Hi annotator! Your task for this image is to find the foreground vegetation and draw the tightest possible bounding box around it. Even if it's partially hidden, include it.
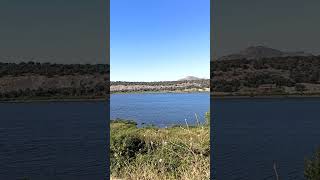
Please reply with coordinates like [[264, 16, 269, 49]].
[[305, 147, 320, 179], [110, 113, 210, 180]]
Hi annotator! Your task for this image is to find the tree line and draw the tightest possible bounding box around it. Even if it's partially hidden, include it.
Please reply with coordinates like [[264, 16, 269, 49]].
[[211, 55, 320, 94], [0, 62, 109, 100], [111, 79, 209, 86], [0, 62, 109, 77]]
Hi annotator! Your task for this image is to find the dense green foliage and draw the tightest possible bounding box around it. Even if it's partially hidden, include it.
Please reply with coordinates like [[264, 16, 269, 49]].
[[305, 147, 320, 180], [0, 62, 109, 101], [211, 56, 320, 95], [0, 62, 109, 77], [0, 86, 108, 101], [110, 118, 210, 179]]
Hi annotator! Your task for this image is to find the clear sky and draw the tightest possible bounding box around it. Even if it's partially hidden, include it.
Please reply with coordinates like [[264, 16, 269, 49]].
[[110, 0, 210, 82], [0, 0, 107, 64], [213, 0, 320, 59]]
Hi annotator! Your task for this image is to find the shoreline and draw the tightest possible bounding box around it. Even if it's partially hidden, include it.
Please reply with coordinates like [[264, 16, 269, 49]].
[[2, 92, 320, 103], [211, 93, 320, 99], [0, 97, 108, 103], [111, 90, 210, 94]]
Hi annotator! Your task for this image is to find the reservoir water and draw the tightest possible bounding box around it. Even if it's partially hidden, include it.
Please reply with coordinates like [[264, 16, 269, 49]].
[[110, 93, 210, 127], [1, 94, 318, 179], [0, 102, 108, 180], [0, 93, 209, 179], [213, 98, 320, 180]]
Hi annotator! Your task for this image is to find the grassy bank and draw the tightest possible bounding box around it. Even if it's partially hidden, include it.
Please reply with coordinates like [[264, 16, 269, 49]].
[[110, 115, 210, 180]]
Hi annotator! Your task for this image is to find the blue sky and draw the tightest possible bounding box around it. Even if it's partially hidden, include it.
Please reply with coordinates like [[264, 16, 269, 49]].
[[111, 0, 209, 82]]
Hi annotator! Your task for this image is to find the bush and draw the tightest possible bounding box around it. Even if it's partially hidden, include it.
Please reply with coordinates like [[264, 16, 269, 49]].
[[110, 116, 210, 179], [305, 147, 320, 179]]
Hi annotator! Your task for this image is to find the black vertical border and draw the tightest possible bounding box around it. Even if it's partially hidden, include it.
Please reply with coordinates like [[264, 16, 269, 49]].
[[210, 0, 215, 179], [106, 0, 110, 179]]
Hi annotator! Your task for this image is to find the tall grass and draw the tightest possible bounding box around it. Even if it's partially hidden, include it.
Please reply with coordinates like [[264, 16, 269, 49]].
[[110, 114, 210, 180]]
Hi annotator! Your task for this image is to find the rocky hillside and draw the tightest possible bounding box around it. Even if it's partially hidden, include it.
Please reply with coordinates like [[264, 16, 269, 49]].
[[111, 80, 209, 93], [212, 49, 320, 96], [0, 62, 209, 100], [0, 62, 109, 100]]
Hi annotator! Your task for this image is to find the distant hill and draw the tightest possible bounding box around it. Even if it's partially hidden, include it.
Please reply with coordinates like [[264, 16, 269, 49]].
[[211, 54, 320, 96], [218, 46, 313, 61], [0, 62, 109, 101], [178, 76, 203, 81], [111, 79, 209, 93], [0, 62, 210, 100]]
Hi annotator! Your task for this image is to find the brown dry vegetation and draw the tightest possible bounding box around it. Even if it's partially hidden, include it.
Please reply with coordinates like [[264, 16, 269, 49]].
[[110, 80, 209, 93], [110, 114, 210, 180]]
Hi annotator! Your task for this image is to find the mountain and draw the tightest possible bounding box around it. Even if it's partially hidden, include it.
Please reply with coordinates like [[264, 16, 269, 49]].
[[178, 76, 203, 81], [218, 46, 313, 61]]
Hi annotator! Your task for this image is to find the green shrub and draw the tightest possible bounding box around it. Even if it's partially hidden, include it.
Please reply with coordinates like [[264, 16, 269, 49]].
[[305, 147, 320, 179], [110, 116, 210, 179], [205, 111, 210, 125]]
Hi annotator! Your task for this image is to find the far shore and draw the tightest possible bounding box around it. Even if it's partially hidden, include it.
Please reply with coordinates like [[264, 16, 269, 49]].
[[111, 90, 210, 94], [2, 92, 320, 103], [211, 93, 320, 99], [0, 96, 108, 103]]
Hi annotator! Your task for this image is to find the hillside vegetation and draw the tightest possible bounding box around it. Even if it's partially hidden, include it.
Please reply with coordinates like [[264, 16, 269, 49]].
[[0, 62, 210, 101], [111, 80, 209, 93], [0, 62, 109, 101], [3, 51, 320, 100], [211, 55, 320, 96], [0, 62, 109, 77]]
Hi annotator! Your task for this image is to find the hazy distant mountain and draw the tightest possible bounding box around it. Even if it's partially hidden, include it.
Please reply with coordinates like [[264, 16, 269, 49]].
[[178, 76, 203, 81], [218, 46, 313, 61]]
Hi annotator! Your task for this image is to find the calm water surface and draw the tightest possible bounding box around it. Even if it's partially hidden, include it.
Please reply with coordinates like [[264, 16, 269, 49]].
[[213, 98, 320, 180], [2, 95, 318, 179], [111, 93, 210, 127], [0, 102, 108, 180]]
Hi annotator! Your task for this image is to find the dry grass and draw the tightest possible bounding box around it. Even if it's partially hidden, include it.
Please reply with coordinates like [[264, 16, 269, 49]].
[[110, 115, 210, 180]]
